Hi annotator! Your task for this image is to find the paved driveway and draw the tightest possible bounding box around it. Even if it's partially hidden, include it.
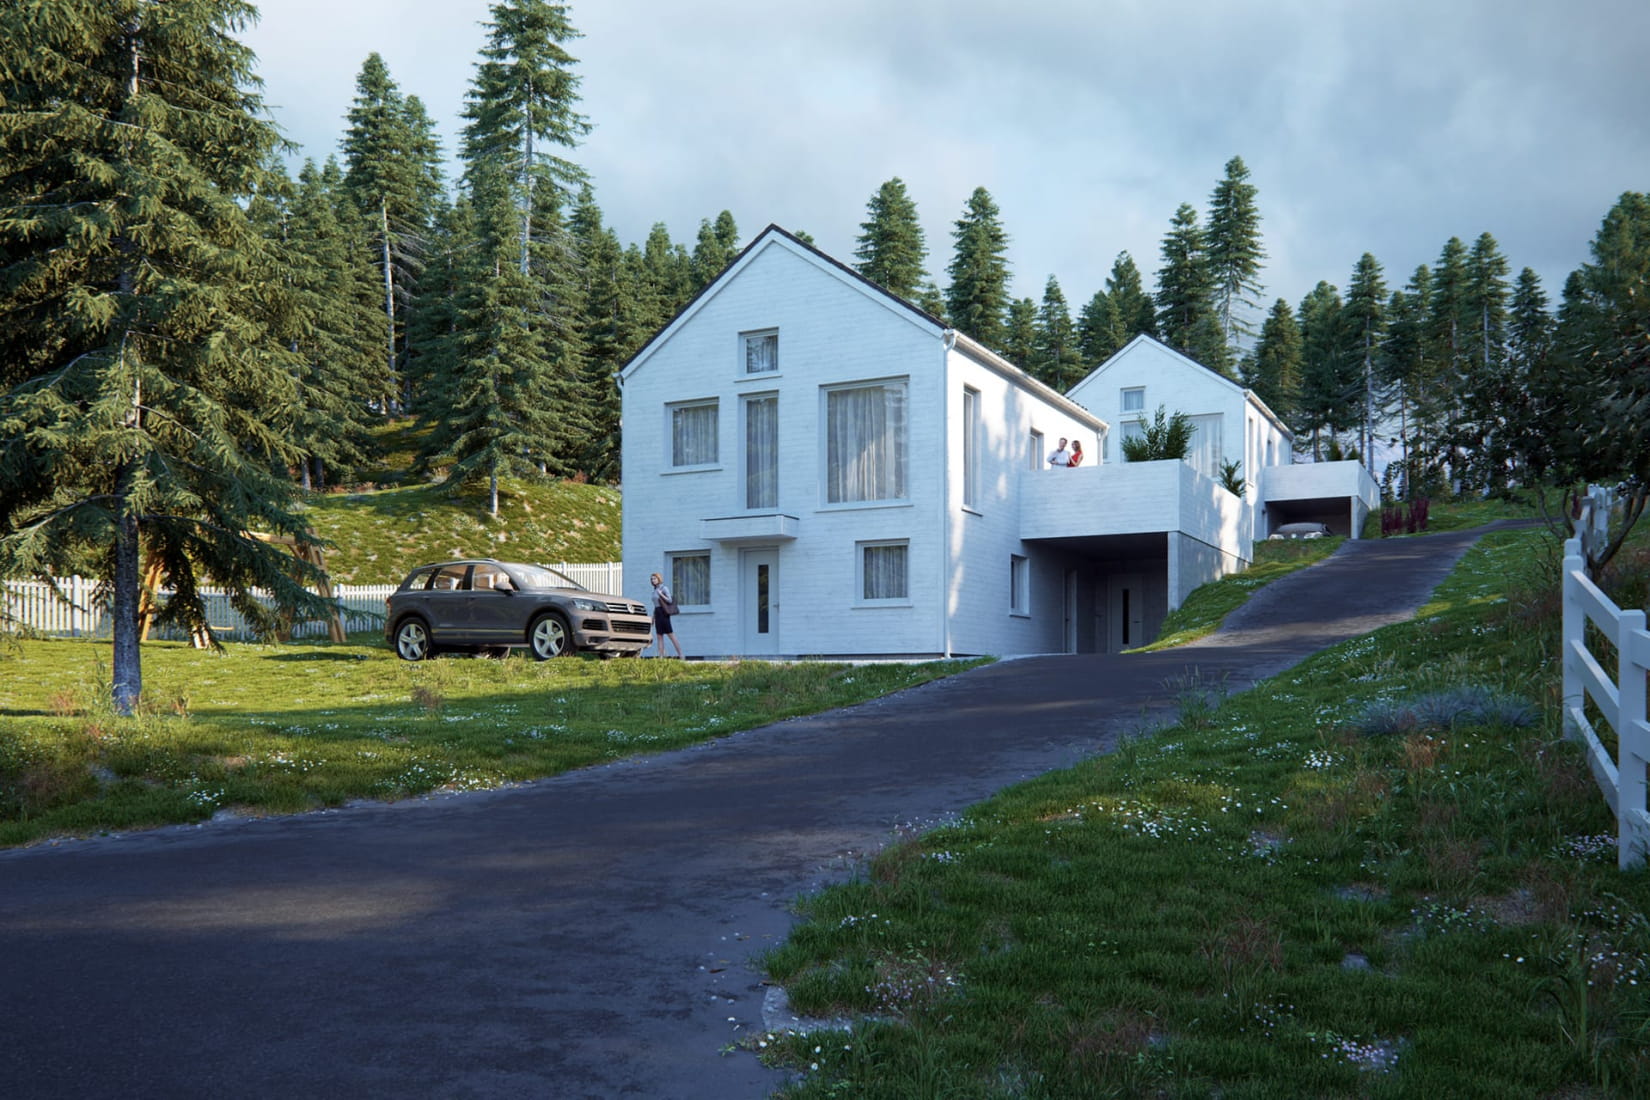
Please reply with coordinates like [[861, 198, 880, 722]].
[[0, 525, 1519, 1098]]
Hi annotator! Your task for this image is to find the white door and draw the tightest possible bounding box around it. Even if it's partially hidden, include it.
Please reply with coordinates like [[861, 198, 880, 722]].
[[740, 549, 779, 655], [1107, 573, 1147, 652]]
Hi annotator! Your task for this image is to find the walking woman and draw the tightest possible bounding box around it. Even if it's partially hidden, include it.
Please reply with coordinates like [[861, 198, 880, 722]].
[[648, 572, 684, 658]]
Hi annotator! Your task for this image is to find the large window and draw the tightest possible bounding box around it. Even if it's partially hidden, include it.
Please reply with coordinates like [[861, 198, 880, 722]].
[[669, 400, 718, 467], [743, 329, 778, 375], [962, 387, 980, 508], [859, 540, 909, 602], [744, 394, 778, 509], [1188, 413, 1222, 479], [670, 553, 711, 607], [825, 380, 907, 503]]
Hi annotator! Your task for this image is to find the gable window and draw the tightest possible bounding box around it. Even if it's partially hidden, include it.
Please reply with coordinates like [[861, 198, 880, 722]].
[[669, 400, 718, 467], [1028, 429, 1044, 471], [1122, 387, 1145, 413], [743, 329, 778, 375], [669, 552, 711, 607], [858, 540, 909, 603], [1010, 554, 1029, 615], [744, 394, 778, 509], [962, 387, 980, 509], [826, 379, 907, 503]]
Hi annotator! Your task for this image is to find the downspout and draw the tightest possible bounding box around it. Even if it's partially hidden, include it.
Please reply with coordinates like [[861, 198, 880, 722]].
[[940, 329, 958, 659]]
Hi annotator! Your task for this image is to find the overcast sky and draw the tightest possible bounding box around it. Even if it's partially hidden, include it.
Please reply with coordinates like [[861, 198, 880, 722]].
[[242, 0, 1650, 323]]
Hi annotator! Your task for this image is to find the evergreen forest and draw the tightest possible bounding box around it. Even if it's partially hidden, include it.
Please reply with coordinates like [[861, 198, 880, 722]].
[[2, 0, 1647, 711]]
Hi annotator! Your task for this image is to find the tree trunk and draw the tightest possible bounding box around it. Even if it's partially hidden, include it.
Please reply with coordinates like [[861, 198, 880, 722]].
[[382, 196, 396, 411], [111, 477, 142, 715]]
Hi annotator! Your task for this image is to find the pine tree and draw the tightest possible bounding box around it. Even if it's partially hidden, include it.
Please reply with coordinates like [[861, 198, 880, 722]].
[[1106, 252, 1158, 346], [1457, 232, 1512, 488], [1341, 253, 1387, 474], [1031, 277, 1085, 391], [1205, 155, 1266, 354], [340, 54, 445, 411], [1247, 299, 1303, 424], [691, 211, 739, 288], [1378, 268, 1440, 496], [0, 0, 330, 712], [1499, 267, 1555, 489], [1003, 298, 1038, 369], [946, 187, 1012, 351], [1427, 237, 1472, 484], [854, 177, 928, 300], [1155, 204, 1229, 374], [571, 185, 642, 480], [1077, 290, 1117, 367], [1295, 282, 1350, 459]]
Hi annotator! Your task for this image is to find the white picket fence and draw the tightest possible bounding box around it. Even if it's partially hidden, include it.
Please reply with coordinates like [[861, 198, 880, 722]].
[[1, 562, 625, 642], [1561, 535, 1650, 870]]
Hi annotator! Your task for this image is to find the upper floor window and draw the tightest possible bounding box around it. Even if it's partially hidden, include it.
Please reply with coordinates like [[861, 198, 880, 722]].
[[962, 387, 980, 509], [744, 394, 778, 509], [669, 400, 718, 467], [1122, 387, 1145, 413], [825, 379, 907, 504], [1028, 429, 1044, 471], [743, 329, 778, 375]]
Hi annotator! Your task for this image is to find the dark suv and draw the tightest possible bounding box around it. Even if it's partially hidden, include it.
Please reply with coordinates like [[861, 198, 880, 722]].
[[385, 559, 651, 660]]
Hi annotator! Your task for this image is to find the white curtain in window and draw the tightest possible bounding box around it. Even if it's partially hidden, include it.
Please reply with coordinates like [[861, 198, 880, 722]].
[[1121, 419, 1146, 460], [827, 383, 907, 502], [671, 403, 717, 466], [863, 543, 908, 600], [672, 555, 710, 606], [745, 332, 778, 374], [745, 396, 778, 509], [1188, 414, 1223, 479]]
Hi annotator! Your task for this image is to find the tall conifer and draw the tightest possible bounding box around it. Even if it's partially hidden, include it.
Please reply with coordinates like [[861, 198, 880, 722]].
[[855, 178, 928, 300], [946, 188, 1011, 351], [1205, 156, 1266, 353]]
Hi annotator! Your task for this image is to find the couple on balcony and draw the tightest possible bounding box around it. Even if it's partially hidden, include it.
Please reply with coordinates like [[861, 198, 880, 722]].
[[1047, 438, 1085, 468]]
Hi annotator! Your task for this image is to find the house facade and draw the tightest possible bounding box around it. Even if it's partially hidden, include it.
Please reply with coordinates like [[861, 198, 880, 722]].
[[620, 227, 1378, 658]]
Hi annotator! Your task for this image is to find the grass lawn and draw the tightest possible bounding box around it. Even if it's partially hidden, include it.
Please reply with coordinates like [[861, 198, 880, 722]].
[[755, 523, 1650, 1098], [0, 641, 979, 848]]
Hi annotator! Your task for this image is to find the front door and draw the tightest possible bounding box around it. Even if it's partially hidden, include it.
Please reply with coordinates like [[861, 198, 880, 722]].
[[1107, 573, 1148, 652], [740, 548, 779, 655]]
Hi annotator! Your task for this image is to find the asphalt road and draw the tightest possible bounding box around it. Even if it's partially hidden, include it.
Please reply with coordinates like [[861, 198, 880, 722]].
[[0, 524, 1521, 1099]]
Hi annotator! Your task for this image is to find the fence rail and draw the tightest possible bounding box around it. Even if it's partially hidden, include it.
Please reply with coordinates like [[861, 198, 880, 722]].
[[1561, 536, 1650, 870], [2, 563, 625, 643]]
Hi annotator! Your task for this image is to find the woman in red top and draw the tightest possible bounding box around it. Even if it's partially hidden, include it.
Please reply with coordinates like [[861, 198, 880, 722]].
[[1068, 439, 1084, 466]]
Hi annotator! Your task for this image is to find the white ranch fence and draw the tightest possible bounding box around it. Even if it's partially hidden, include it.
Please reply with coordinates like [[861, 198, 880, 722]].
[[1561, 533, 1650, 870], [2, 562, 625, 643]]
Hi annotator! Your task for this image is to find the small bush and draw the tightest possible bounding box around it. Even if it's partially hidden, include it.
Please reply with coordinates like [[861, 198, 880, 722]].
[[1350, 685, 1534, 738]]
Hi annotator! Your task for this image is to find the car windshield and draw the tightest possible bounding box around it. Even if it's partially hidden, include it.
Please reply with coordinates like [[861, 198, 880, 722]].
[[507, 563, 586, 592]]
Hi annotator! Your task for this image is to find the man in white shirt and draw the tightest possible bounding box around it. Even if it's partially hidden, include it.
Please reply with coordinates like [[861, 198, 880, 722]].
[[1047, 437, 1071, 467]]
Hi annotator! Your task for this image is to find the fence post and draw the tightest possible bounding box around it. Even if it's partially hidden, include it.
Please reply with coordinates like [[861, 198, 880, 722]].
[[1620, 606, 1649, 870], [1561, 538, 1585, 743]]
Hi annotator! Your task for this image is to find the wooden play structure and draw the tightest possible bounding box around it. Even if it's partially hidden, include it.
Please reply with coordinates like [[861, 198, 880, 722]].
[[137, 531, 346, 647]]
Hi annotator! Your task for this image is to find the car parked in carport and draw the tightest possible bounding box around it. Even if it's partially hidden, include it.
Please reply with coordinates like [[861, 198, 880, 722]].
[[385, 559, 651, 660]]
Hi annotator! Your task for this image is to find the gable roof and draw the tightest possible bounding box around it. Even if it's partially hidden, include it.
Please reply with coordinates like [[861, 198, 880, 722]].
[[1071, 333, 1291, 440], [618, 224, 944, 383]]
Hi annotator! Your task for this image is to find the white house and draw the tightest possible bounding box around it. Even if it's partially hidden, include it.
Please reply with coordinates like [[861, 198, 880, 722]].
[[619, 226, 1377, 658]]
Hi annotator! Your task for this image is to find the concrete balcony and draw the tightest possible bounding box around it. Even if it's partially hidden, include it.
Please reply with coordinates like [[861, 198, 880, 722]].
[[1019, 460, 1245, 551]]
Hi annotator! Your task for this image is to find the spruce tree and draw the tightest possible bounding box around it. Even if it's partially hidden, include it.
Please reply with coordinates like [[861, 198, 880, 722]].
[[1105, 252, 1158, 346], [1032, 277, 1084, 390], [1003, 298, 1038, 370], [1077, 290, 1117, 367], [0, 0, 329, 712], [1155, 204, 1229, 374], [946, 187, 1012, 351], [1248, 299, 1303, 424], [1458, 232, 1512, 488], [691, 211, 739, 288], [854, 177, 928, 300], [1205, 155, 1266, 353], [1295, 282, 1350, 459], [341, 54, 445, 411], [1498, 267, 1554, 491], [1427, 237, 1472, 483], [1341, 253, 1388, 474]]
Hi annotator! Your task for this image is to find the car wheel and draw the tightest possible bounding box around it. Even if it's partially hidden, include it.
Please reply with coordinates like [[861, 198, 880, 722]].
[[529, 612, 573, 660], [394, 618, 433, 661]]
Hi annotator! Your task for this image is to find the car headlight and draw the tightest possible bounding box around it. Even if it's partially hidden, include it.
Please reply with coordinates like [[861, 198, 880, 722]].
[[570, 598, 605, 612]]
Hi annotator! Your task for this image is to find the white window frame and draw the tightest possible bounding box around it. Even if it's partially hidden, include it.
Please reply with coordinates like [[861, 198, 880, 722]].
[[667, 399, 719, 469], [742, 329, 779, 376], [1120, 418, 1147, 461], [1028, 428, 1044, 471], [742, 392, 778, 510], [822, 377, 909, 506], [667, 552, 711, 608], [856, 539, 910, 605], [962, 386, 980, 510], [1010, 554, 1029, 616], [1121, 387, 1145, 414]]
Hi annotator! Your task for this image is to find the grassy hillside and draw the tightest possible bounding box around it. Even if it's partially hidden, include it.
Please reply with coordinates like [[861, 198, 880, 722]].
[[300, 478, 622, 586]]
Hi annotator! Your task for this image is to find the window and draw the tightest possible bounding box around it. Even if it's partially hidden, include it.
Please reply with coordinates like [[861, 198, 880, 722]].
[[1028, 429, 1044, 471], [962, 387, 979, 508], [859, 540, 909, 602], [743, 329, 778, 374], [1010, 555, 1029, 614], [1120, 418, 1146, 459], [669, 553, 710, 607], [669, 400, 718, 467], [1122, 387, 1145, 413], [744, 394, 778, 509], [1188, 413, 1223, 479], [825, 380, 907, 503]]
